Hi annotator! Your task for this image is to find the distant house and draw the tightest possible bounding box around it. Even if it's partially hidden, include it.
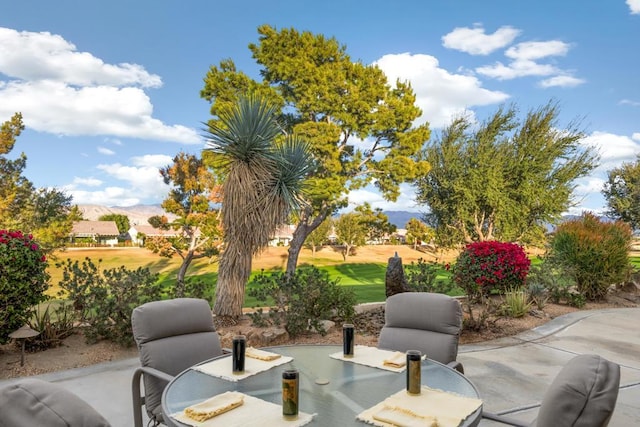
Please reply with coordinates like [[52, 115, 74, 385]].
[[70, 221, 120, 246], [128, 224, 180, 246], [269, 224, 297, 246]]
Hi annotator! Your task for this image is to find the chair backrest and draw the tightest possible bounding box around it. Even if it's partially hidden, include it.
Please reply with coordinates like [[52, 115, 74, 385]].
[[0, 378, 111, 426], [534, 354, 620, 427], [132, 298, 223, 419], [378, 292, 462, 365]]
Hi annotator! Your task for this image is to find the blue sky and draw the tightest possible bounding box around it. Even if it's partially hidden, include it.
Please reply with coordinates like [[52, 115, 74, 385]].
[[1, 0, 639, 215]]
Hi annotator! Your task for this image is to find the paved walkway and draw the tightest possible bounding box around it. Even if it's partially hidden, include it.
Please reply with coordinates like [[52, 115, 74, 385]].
[[1, 307, 639, 426]]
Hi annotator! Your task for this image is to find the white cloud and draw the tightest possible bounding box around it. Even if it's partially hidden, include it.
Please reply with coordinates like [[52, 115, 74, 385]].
[[628, 0, 640, 14], [505, 41, 570, 61], [347, 184, 423, 213], [619, 99, 640, 107], [0, 27, 161, 87], [0, 27, 200, 144], [442, 25, 520, 55], [580, 131, 640, 171], [375, 53, 509, 128], [131, 154, 173, 168], [476, 39, 582, 86], [97, 146, 115, 155], [539, 75, 586, 88], [66, 186, 142, 207], [64, 155, 173, 206], [0, 80, 200, 143], [72, 177, 103, 187], [477, 59, 558, 80], [633, 133, 640, 141]]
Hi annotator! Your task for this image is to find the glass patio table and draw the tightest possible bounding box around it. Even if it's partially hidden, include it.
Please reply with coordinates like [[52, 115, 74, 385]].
[[162, 344, 482, 427]]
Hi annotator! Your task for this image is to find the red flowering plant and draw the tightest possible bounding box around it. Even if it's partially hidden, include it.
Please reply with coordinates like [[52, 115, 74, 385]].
[[0, 230, 50, 344], [453, 241, 531, 302]]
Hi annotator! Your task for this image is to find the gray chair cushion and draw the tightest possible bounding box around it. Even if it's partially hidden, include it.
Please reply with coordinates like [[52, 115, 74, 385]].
[[132, 298, 222, 420], [378, 292, 462, 365], [534, 354, 620, 427], [0, 378, 111, 427]]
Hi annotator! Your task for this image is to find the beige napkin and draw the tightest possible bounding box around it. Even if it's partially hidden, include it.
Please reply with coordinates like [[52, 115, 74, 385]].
[[382, 351, 406, 368], [193, 353, 292, 381], [172, 393, 315, 427], [246, 347, 281, 361], [183, 391, 244, 422], [357, 386, 483, 427], [330, 345, 418, 372], [373, 407, 438, 427]]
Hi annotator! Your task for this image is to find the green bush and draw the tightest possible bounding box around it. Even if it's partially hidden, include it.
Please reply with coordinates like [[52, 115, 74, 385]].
[[500, 288, 532, 318], [56, 257, 162, 346], [247, 266, 356, 338], [527, 258, 583, 307], [26, 303, 76, 351], [453, 241, 531, 301], [404, 258, 455, 294], [550, 213, 632, 300], [0, 230, 50, 344]]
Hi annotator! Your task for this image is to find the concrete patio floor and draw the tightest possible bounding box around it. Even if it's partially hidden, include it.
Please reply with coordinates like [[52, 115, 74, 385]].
[[1, 307, 638, 426]]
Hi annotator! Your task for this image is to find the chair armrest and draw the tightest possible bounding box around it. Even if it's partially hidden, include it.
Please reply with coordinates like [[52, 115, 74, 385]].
[[482, 410, 530, 427], [446, 360, 464, 374], [132, 366, 174, 427], [135, 366, 174, 383]]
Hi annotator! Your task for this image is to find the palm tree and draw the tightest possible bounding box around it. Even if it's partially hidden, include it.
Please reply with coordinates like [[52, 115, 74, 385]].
[[204, 94, 313, 319]]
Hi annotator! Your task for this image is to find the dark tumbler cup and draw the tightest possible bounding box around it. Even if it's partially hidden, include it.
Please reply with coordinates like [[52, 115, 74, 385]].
[[406, 350, 422, 395], [232, 335, 246, 374], [343, 323, 355, 358], [282, 369, 299, 419]]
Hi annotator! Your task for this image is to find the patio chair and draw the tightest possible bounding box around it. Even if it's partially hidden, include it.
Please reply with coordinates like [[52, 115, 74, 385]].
[[378, 292, 464, 373], [482, 354, 620, 427], [131, 298, 223, 427], [0, 378, 111, 426]]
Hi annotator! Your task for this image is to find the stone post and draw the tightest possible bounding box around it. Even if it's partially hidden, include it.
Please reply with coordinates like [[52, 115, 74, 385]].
[[385, 252, 409, 297]]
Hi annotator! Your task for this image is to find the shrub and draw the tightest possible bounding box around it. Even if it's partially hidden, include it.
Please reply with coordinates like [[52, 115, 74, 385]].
[[527, 257, 580, 307], [247, 266, 356, 338], [404, 258, 455, 294], [453, 241, 531, 301], [500, 288, 532, 318], [550, 212, 632, 300], [57, 257, 162, 346], [26, 302, 76, 351], [0, 230, 50, 344]]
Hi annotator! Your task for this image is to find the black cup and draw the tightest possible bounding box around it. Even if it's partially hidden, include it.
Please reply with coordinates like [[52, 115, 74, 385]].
[[406, 350, 422, 395], [232, 335, 246, 374], [343, 323, 355, 358]]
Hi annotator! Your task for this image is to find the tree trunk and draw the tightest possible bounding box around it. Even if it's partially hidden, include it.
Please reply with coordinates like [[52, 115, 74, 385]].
[[342, 244, 351, 261], [214, 241, 252, 318], [286, 210, 330, 277], [175, 251, 194, 298]]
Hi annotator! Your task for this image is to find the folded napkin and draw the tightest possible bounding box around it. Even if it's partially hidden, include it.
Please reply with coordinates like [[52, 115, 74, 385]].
[[193, 353, 292, 381], [373, 407, 438, 427], [330, 345, 420, 372], [357, 386, 483, 427], [382, 351, 406, 368], [172, 393, 315, 427], [183, 391, 244, 422], [246, 346, 281, 361]]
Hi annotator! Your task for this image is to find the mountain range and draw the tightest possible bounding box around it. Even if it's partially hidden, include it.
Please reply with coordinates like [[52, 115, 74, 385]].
[[77, 205, 421, 229], [77, 204, 176, 226]]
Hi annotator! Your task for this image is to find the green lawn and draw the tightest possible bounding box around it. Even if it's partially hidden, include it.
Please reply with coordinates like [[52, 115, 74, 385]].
[[47, 248, 640, 308]]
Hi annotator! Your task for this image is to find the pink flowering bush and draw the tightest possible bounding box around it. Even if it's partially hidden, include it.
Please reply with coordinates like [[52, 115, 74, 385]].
[[0, 230, 50, 344], [453, 241, 531, 301]]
